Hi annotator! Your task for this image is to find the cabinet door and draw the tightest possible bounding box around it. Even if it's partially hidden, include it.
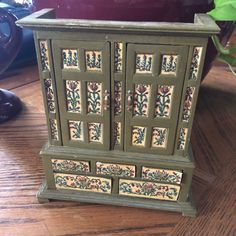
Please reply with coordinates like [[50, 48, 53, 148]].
[[125, 44, 188, 154], [52, 40, 110, 150]]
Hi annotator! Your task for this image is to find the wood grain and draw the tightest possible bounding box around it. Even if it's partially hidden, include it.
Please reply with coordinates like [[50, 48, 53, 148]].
[[0, 53, 236, 236]]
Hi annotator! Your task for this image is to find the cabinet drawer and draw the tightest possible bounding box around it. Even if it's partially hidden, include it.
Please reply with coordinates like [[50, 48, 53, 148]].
[[54, 173, 111, 194], [96, 162, 135, 178], [142, 166, 183, 184], [51, 159, 90, 173], [119, 179, 180, 201]]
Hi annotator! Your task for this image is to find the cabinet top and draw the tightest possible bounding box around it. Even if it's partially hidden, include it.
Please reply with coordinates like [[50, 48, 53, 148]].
[[16, 9, 220, 36]]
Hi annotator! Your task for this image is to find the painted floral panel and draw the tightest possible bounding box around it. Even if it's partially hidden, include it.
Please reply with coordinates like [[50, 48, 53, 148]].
[[151, 127, 168, 148], [54, 173, 111, 194], [142, 167, 183, 184], [87, 82, 102, 114], [114, 81, 122, 115], [189, 47, 203, 80], [161, 54, 178, 75], [177, 128, 188, 150], [69, 120, 84, 141], [62, 49, 79, 69], [133, 84, 151, 117], [66, 80, 81, 113], [136, 54, 153, 73], [88, 122, 103, 143], [114, 42, 123, 72], [96, 162, 135, 178], [86, 50, 102, 71], [39, 40, 50, 71], [155, 85, 174, 118], [52, 159, 90, 173], [114, 122, 121, 145], [49, 119, 59, 140], [132, 126, 146, 147], [119, 179, 180, 201], [182, 87, 195, 122], [44, 78, 55, 113]]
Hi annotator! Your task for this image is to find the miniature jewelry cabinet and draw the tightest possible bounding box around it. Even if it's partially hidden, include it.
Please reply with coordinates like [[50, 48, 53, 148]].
[[17, 9, 219, 217]]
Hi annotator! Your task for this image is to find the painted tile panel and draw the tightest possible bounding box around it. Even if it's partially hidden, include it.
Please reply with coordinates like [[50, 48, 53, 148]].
[[96, 162, 135, 178], [86, 50, 102, 71], [114, 81, 122, 115], [39, 40, 50, 71], [88, 122, 103, 143], [44, 78, 55, 113], [49, 119, 59, 140], [182, 87, 195, 122], [155, 85, 174, 118], [66, 80, 81, 113], [151, 127, 168, 148], [54, 173, 111, 194], [136, 54, 153, 73], [114, 42, 123, 72], [177, 128, 188, 150], [114, 122, 121, 145], [142, 167, 183, 184], [52, 159, 90, 173], [133, 84, 151, 117], [69, 120, 84, 141], [161, 55, 178, 75], [131, 126, 147, 147], [119, 179, 180, 201], [189, 47, 203, 80], [87, 82, 102, 114], [62, 49, 79, 69]]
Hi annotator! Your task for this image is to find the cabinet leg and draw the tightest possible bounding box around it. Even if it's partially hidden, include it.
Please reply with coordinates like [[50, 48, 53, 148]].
[[37, 197, 50, 204]]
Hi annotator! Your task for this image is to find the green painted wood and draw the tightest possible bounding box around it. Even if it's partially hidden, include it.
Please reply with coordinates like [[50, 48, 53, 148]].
[[125, 44, 188, 154], [52, 40, 111, 150], [16, 9, 220, 216]]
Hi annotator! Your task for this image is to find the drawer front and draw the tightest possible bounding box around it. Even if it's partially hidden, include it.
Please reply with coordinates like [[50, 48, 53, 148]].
[[142, 166, 183, 184], [54, 173, 111, 194], [119, 179, 180, 201], [96, 162, 135, 178], [52, 159, 90, 173]]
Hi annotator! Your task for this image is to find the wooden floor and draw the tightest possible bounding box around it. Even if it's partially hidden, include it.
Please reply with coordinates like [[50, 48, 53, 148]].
[[0, 60, 236, 235]]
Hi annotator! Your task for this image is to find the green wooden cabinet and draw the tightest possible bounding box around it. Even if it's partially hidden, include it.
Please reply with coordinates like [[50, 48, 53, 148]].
[[17, 9, 219, 217]]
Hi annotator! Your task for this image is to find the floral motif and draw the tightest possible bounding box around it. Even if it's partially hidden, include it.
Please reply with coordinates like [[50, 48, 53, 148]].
[[96, 162, 135, 177], [136, 54, 153, 73], [54, 173, 111, 193], [88, 123, 103, 143], [155, 85, 174, 118], [62, 49, 78, 69], [119, 179, 180, 201], [177, 128, 188, 150], [69, 120, 84, 141], [151, 127, 168, 148], [142, 167, 183, 184], [132, 126, 146, 146], [114, 122, 121, 145], [114, 42, 123, 72], [87, 82, 102, 114], [114, 81, 122, 115], [44, 78, 55, 113], [86, 51, 102, 71], [133, 84, 150, 116], [39, 40, 50, 71], [66, 80, 81, 113], [52, 159, 90, 173], [182, 87, 195, 122], [161, 55, 178, 75], [49, 119, 59, 140], [189, 47, 203, 80]]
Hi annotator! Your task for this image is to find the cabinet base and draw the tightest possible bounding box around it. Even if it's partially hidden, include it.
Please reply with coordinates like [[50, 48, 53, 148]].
[[37, 180, 197, 217]]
